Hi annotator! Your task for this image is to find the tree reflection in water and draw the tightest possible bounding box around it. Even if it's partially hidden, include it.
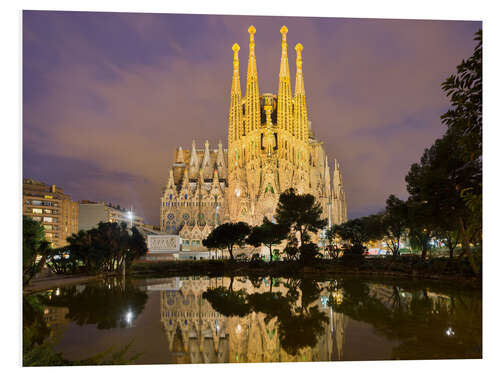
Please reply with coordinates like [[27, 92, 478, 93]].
[[328, 279, 482, 359], [39, 278, 149, 329], [203, 276, 328, 355], [23, 278, 148, 365], [202, 276, 481, 360]]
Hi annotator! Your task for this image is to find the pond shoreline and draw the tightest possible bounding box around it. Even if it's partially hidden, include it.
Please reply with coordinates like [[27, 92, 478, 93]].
[[23, 259, 481, 293], [130, 259, 481, 289], [23, 273, 116, 295]]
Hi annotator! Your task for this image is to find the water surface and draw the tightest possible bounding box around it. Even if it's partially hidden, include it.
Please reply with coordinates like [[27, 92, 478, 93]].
[[25, 275, 482, 364]]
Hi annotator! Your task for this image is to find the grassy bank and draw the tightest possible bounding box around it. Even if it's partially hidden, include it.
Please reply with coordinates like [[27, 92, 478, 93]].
[[131, 256, 481, 287]]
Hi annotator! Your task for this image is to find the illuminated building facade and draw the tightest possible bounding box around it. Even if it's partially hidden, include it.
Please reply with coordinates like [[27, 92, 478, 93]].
[[23, 178, 79, 247], [160, 26, 347, 245]]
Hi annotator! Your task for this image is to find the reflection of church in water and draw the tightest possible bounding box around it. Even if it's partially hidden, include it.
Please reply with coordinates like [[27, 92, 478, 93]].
[[155, 277, 348, 363]]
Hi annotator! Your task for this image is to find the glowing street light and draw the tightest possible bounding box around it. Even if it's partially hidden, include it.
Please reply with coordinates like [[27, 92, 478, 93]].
[[125, 310, 134, 326], [445, 327, 455, 337], [127, 210, 134, 228]]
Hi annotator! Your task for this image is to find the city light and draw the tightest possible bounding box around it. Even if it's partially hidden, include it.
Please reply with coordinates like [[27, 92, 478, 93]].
[[445, 327, 455, 337], [125, 310, 133, 325]]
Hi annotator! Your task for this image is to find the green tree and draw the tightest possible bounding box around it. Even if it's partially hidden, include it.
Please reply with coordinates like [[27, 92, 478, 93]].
[[246, 217, 288, 262], [441, 29, 482, 166], [332, 215, 383, 247], [405, 198, 434, 260], [202, 222, 251, 261], [440, 28, 482, 265], [275, 188, 328, 246], [405, 132, 480, 269], [48, 222, 147, 274], [23, 216, 52, 286], [382, 195, 408, 256]]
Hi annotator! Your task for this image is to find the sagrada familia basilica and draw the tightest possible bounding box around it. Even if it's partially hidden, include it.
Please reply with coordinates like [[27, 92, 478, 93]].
[[160, 26, 347, 245]]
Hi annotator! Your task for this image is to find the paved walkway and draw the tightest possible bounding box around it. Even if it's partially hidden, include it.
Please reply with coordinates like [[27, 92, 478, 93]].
[[23, 273, 111, 295]]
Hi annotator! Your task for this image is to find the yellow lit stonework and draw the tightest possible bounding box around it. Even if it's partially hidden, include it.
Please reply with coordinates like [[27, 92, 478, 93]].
[[161, 26, 347, 244]]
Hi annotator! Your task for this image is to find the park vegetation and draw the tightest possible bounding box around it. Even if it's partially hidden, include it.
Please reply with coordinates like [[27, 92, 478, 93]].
[[22, 217, 148, 285]]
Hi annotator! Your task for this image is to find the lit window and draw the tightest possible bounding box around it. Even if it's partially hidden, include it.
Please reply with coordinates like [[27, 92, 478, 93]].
[[43, 217, 53, 223], [33, 208, 42, 214]]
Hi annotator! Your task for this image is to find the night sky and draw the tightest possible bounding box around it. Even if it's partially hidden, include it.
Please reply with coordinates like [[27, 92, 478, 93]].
[[22, 11, 481, 225]]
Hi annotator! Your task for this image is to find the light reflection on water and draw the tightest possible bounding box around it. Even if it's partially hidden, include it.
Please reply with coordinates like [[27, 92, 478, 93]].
[[26, 276, 482, 364]]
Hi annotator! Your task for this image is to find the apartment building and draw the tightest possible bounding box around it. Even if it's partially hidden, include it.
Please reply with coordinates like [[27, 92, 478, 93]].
[[23, 178, 79, 248], [78, 201, 144, 231]]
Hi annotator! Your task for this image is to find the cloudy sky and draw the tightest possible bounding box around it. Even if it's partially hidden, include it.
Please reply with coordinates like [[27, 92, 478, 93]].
[[23, 11, 480, 224]]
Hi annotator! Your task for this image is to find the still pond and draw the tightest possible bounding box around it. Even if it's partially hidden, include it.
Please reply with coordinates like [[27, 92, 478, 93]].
[[24, 275, 482, 364]]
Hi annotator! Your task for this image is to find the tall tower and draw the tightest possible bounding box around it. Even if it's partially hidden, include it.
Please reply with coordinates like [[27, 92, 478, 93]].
[[245, 25, 260, 136], [277, 26, 293, 134], [294, 43, 308, 142], [228, 43, 242, 148], [162, 25, 348, 241]]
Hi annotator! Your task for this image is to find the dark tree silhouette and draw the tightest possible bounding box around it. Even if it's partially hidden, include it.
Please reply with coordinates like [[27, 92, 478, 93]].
[[246, 217, 288, 262], [202, 222, 251, 260]]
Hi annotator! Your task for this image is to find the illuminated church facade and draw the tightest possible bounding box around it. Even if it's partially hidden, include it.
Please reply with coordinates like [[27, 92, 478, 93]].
[[160, 26, 347, 244]]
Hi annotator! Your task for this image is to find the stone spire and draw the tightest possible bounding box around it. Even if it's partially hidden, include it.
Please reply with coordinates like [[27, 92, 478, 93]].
[[211, 167, 221, 196], [189, 140, 199, 178], [202, 140, 211, 168], [325, 155, 331, 193], [277, 26, 293, 134], [229, 43, 243, 145], [190, 140, 199, 166], [216, 140, 225, 169], [245, 25, 260, 135], [294, 43, 308, 141], [175, 146, 185, 164], [166, 168, 175, 190], [181, 167, 189, 195]]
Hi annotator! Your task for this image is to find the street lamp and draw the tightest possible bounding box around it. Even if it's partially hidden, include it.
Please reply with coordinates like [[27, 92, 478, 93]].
[[127, 210, 134, 228]]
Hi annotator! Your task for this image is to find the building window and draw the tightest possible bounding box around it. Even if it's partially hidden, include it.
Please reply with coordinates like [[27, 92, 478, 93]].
[[32, 200, 42, 206], [43, 217, 53, 223], [32, 216, 42, 222], [33, 208, 42, 214], [44, 209, 51, 214], [43, 225, 52, 231]]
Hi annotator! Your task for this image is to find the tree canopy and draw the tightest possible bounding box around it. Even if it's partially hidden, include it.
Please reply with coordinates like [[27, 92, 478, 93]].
[[48, 221, 147, 274], [202, 221, 251, 260], [275, 188, 328, 245], [23, 216, 52, 285], [246, 217, 288, 262]]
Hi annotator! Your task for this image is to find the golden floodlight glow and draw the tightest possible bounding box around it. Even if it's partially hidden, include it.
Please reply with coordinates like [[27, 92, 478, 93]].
[[160, 26, 348, 242]]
